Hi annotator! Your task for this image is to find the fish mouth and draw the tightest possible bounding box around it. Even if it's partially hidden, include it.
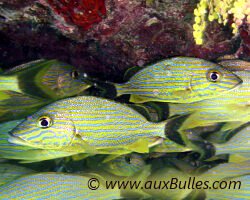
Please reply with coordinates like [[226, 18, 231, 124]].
[[8, 135, 29, 146], [8, 132, 36, 148]]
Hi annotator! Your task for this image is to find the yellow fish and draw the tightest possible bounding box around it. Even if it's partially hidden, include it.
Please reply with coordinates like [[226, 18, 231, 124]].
[[115, 57, 242, 103], [0, 120, 77, 163], [0, 163, 34, 186], [0, 172, 121, 199], [8, 96, 189, 155], [0, 59, 90, 122], [168, 70, 250, 130]]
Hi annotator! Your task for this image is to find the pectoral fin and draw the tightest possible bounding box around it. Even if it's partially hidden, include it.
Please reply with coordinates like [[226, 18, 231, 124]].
[[151, 138, 191, 153], [229, 154, 250, 163], [102, 154, 122, 163], [129, 94, 150, 103], [123, 66, 143, 81], [71, 153, 94, 161], [171, 88, 192, 100], [125, 138, 150, 153]]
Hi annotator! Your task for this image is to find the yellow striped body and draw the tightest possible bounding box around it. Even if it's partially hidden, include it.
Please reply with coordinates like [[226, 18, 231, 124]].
[[0, 75, 21, 93], [1, 59, 90, 100], [169, 70, 250, 130], [214, 123, 250, 160], [0, 164, 34, 186], [0, 173, 121, 199], [201, 161, 250, 200], [116, 57, 242, 103], [9, 96, 167, 154], [0, 59, 90, 122]]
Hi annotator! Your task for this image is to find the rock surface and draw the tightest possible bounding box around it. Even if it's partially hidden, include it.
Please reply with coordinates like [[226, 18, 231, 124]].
[[0, 0, 249, 82]]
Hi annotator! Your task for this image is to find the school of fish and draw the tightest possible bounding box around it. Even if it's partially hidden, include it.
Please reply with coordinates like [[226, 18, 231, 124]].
[[0, 56, 249, 200]]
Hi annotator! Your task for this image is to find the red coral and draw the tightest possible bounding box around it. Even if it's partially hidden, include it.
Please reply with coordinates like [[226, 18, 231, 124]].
[[46, 0, 106, 30]]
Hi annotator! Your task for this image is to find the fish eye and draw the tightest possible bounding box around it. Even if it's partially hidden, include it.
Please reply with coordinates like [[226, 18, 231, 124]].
[[71, 70, 80, 79], [207, 70, 222, 82], [38, 116, 52, 128], [125, 156, 131, 164]]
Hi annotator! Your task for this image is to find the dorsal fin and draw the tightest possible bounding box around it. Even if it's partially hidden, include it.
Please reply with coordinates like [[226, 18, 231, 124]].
[[123, 65, 143, 81], [3, 59, 52, 75]]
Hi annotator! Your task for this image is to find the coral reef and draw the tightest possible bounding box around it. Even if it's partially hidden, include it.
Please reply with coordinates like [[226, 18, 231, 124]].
[[40, 0, 106, 36], [45, 0, 106, 30], [0, 0, 249, 83], [193, 0, 250, 45]]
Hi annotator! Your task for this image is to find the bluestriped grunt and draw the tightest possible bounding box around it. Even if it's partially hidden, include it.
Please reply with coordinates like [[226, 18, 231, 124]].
[[8, 96, 188, 155], [213, 123, 250, 161], [116, 57, 242, 103], [102, 154, 145, 176], [0, 59, 90, 122], [0, 59, 90, 99], [0, 120, 77, 163], [0, 164, 34, 186], [0, 173, 121, 199], [168, 70, 250, 130]]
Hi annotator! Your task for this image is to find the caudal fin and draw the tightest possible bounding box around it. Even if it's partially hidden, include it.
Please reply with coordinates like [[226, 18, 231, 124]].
[[214, 122, 250, 158], [83, 78, 117, 99], [164, 114, 190, 145]]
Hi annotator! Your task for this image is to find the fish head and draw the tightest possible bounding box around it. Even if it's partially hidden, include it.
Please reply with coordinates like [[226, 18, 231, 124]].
[[8, 110, 77, 150], [190, 65, 242, 97], [38, 61, 90, 99]]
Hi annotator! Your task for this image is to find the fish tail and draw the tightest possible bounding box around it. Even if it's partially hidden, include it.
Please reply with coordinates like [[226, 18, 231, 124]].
[[163, 114, 190, 140], [215, 122, 250, 155], [83, 78, 117, 98], [115, 82, 130, 96]]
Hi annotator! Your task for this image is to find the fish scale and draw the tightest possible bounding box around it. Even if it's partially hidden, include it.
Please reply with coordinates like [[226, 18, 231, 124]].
[[0, 59, 90, 122], [169, 70, 250, 130], [116, 57, 242, 103], [9, 96, 188, 154], [0, 173, 121, 199], [214, 123, 250, 159], [0, 120, 77, 162]]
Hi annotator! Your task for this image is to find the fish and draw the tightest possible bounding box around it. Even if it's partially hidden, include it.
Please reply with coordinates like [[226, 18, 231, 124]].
[[115, 57, 242, 103], [144, 161, 250, 200], [101, 153, 146, 177], [149, 138, 192, 153], [168, 70, 250, 130], [210, 123, 250, 162], [0, 59, 90, 122], [200, 161, 250, 200], [0, 164, 34, 186], [8, 96, 189, 155], [0, 91, 50, 122], [1, 59, 90, 99], [217, 56, 250, 71], [143, 167, 193, 199], [0, 173, 121, 200], [206, 174, 250, 200], [201, 161, 250, 181], [0, 120, 77, 163]]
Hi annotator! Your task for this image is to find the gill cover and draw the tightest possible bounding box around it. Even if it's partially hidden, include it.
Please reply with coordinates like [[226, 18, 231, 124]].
[[9, 113, 77, 150]]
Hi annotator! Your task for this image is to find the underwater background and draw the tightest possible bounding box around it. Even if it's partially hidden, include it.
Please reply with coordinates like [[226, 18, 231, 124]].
[[0, 0, 250, 199]]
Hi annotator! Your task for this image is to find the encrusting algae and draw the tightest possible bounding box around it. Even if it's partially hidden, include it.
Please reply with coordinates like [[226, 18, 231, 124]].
[[193, 0, 250, 45]]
